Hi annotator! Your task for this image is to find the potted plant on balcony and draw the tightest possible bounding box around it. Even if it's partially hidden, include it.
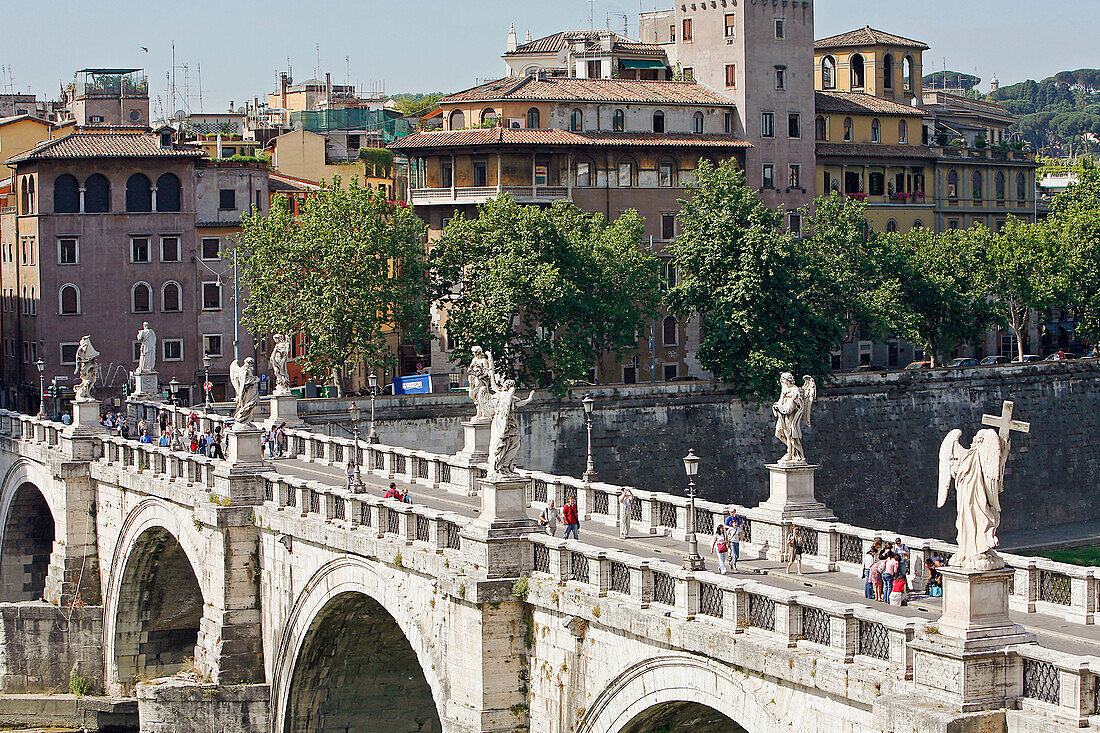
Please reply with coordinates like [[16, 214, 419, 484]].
[[847, 191, 867, 201], [912, 190, 925, 202]]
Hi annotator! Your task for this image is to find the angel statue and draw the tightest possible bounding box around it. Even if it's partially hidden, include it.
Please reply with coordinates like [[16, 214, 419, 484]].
[[229, 357, 260, 427], [270, 334, 292, 396], [466, 346, 496, 423], [938, 429, 1011, 570], [73, 335, 100, 401], [487, 379, 535, 479], [771, 373, 816, 465]]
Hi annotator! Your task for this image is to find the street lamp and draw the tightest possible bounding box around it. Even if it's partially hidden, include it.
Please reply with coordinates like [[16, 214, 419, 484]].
[[582, 393, 597, 483], [366, 373, 379, 444], [348, 401, 364, 491], [34, 359, 45, 419], [202, 353, 213, 410], [682, 449, 704, 571], [168, 378, 180, 407]]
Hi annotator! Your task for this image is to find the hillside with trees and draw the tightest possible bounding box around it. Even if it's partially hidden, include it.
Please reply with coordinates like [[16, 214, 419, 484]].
[[989, 69, 1100, 155]]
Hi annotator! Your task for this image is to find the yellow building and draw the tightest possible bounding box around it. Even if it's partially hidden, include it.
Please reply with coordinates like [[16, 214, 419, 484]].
[[268, 128, 394, 198], [0, 115, 54, 164], [814, 26, 926, 103]]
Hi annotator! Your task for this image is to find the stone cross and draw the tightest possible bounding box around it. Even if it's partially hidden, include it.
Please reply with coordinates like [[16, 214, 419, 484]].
[[981, 400, 1030, 442]]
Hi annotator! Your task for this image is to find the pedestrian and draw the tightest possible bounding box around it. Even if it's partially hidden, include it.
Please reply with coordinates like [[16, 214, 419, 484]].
[[139, 431, 153, 445], [881, 552, 899, 604], [711, 525, 730, 574], [276, 424, 287, 457], [785, 530, 803, 574], [267, 429, 277, 458], [925, 558, 944, 597], [889, 573, 909, 606], [723, 507, 740, 529], [538, 500, 560, 536], [863, 544, 879, 600], [893, 537, 910, 576], [384, 482, 401, 500], [726, 513, 742, 572], [158, 409, 169, 434], [157, 432, 169, 447], [211, 427, 225, 459], [120, 421, 131, 440], [345, 457, 357, 491], [618, 487, 634, 539], [562, 496, 580, 540], [869, 557, 884, 601], [189, 430, 199, 453]]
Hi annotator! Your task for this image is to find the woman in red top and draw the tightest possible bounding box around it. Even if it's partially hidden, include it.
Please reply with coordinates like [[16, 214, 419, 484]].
[[562, 497, 580, 540]]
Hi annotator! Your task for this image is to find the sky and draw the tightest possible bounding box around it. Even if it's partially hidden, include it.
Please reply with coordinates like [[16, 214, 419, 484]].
[[7, 0, 1100, 115]]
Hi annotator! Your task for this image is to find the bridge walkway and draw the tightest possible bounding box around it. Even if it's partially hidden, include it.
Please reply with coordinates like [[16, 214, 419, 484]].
[[271, 455, 1100, 660]]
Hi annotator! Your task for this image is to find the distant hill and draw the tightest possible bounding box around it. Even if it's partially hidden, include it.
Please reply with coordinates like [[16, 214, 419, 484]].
[[923, 70, 981, 93], [988, 69, 1100, 154]]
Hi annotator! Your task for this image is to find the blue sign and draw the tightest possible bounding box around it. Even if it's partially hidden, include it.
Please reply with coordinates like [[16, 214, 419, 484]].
[[393, 374, 433, 395]]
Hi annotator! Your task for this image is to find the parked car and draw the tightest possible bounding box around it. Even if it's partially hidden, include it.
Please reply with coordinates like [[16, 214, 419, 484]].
[[669, 375, 701, 382], [979, 355, 1010, 365], [949, 358, 980, 368], [851, 364, 884, 372], [1045, 351, 1079, 361], [1011, 355, 1043, 363], [904, 361, 932, 370]]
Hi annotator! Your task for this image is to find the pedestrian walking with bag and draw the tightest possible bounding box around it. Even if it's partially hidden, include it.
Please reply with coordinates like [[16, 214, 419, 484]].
[[538, 500, 560, 536], [619, 488, 634, 539], [711, 525, 730, 574], [786, 530, 803, 574]]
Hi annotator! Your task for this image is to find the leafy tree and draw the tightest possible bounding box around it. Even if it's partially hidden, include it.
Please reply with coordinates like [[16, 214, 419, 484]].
[[923, 70, 981, 92], [1047, 160, 1100, 340], [237, 178, 429, 394], [387, 93, 445, 118], [433, 195, 660, 394], [666, 162, 842, 400]]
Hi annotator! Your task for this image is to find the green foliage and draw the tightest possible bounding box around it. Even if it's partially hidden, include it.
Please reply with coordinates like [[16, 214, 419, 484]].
[[69, 672, 91, 696], [511, 576, 529, 601], [990, 69, 1100, 153], [923, 70, 981, 92], [387, 92, 445, 118], [1046, 160, 1100, 340], [237, 176, 429, 391], [1034, 544, 1100, 566], [666, 162, 842, 400], [433, 195, 660, 395], [358, 147, 395, 178]]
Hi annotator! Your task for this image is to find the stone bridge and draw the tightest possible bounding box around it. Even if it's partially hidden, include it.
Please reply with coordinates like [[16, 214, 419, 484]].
[[0, 397, 1097, 733]]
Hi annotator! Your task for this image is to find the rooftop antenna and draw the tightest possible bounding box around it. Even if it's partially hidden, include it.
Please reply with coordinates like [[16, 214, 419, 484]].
[[589, 0, 595, 31], [315, 42, 320, 80], [197, 63, 203, 113]]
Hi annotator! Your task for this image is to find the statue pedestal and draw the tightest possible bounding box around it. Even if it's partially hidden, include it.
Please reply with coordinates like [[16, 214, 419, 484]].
[[457, 419, 491, 461], [66, 399, 104, 439], [267, 394, 304, 427], [461, 475, 538, 578], [753, 463, 835, 561], [133, 372, 160, 398], [909, 565, 1033, 713], [212, 426, 269, 504], [226, 426, 266, 467]]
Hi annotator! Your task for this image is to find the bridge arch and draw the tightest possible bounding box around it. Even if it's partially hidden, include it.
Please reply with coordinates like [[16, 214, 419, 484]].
[[103, 499, 209, 694], [578, 655, 773, 733], [0, 459, 58, 602], [271, 556, 446, 733]]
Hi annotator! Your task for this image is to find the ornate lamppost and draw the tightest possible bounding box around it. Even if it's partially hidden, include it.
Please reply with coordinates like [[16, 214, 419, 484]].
[[582, 393, 598, 483], [682, 449, 704, 571], [202, 353, 213, 410], [366, 373, 379, 444], [34, 359, 45, 418], [168, 377, 180, 407], [349, 401, 364, 491]]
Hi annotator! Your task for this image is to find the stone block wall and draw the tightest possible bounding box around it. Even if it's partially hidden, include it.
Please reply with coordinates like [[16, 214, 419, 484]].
[[0, 603, 103, 693], [136, 679, 269, 733]]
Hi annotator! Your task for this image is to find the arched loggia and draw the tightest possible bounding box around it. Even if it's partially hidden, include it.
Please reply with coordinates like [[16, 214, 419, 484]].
[[112, 526, 204, 691], [285, 591, 442, 732], [619, 701, 747, 732], [0, 482, 54, 602]]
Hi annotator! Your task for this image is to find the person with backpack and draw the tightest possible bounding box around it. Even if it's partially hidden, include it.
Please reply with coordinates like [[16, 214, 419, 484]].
[[725, 514, 743, 572], [711, 525, 730, 574], [538, 500, 560, 536], [562, 496, 580, 540], [785, 530, 803, 575]]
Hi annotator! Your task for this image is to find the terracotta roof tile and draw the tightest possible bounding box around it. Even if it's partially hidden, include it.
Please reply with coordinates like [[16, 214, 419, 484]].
[[7, 131, 203, 164], [815, 91, 925, 116], [815, 26, 929, 51], [816, 142, 936, 159], [390, 128, 749, 150], [506, 30, 664, 57], [443, 77, 731, 105]]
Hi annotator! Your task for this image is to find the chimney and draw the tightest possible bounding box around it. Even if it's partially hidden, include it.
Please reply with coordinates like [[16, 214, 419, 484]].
[[229, 100, 234, 112], [507, 23, 518, 52], [325, 73, 332, 106], [280, 73, 288, 108]]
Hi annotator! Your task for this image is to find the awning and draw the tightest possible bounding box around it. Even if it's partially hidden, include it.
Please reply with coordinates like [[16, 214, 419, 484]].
[[619, 59, 667, 70]]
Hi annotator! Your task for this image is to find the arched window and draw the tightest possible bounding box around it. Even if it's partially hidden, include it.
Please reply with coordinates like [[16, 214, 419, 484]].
[[972, 170, 983, 202], [155, 173, 181, 212], [84, 174, 110, 213], [882, 54, 894, 89], [843, 117, 853, 142], [26, 177, 34, 213], [18, 178, 26, 213], [662, 316, 678, 346], [947, 169, 959, 199], [448, 110, 465, 130], [126, 173, 152, 212], [898, 119, 908, 144], [652, 110, 665, 133], [822, 56, 836, 89], [815, 116, 827, 141], [526, 107, 540, 129], [131, 282, 152, 313], [612, 109, 625, 132], [574, 158, 595, 187], [693, 111, 704, 134], [162, 281, 181, 312], [850, 53, 865, 88], [59, 285, 80, 315], [29, 286, 35, 315], [480, 108, 498, 125], [903, 56, 914, 91], [1017, 171, 1027, 202], [871, 118, 881, 143], [912, 220, 924, 229], [886, 219, 898, 233], [995, 170, 1006, 200], [617, 158, 635, 187], [657, 158, 677, 187], [570, 108, 583, 132], [53, 174, 79, 213]]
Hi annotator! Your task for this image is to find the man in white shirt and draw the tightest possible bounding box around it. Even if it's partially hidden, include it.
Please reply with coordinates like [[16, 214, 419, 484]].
[[619, 488, 634, 539]]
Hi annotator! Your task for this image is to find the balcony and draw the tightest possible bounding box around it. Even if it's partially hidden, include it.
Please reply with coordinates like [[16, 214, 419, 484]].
[[931, 145, 1035, 163], [409, 186, 570, 206]]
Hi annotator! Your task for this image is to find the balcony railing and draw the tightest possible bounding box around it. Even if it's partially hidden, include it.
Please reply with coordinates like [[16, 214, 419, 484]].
[[409, 186, 570, 205]]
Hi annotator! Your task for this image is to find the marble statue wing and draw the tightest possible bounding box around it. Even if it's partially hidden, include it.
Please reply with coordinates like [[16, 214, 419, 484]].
[[974, 428, 1004, 512], [801, 376, 817, 427], [937, 429, 964, 508], [229, 359, 244, 399]]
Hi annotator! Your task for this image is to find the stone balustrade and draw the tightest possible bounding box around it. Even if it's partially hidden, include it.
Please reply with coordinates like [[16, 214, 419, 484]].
[[1016, 644, 1100, 726]]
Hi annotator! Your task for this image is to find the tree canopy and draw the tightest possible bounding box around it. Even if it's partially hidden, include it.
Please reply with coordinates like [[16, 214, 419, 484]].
[[433, 195, 660, 394]]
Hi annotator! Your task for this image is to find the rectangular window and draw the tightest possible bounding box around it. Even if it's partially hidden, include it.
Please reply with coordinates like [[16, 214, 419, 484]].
[[788, 113, 800, 139], [472, 161, 488, 187], [255, 189, 262, 212], [789, 212, 802, 235], [130, 237, 150, 263], [441, 161, 453, 188], [948, 219, 960, 230], [202, 334, 219, 358], [661, 213, 675, 240], [202, 282, 222, 310], [534, 163, 548, 186], [683, 67, 694, 82], [576, 161, 591, 187], [788, 164, 800, 189], [774, 19, 785, 39], [29, 342, 37, 363], [724, 111, 732, 133], [161, 236, 180, 262], [201, 238, 220, 260], [858, 341, 873, 366], [663, 364, 678, 381], [725, 13, 736, 37], [163, 339, 183, 362], [775, 68, 786, 90], [761, 112, 774, 138], [869, 172, 885, 196], [762, 164, 775, 189], [59, 342, 78, 366], [58, 238, 78, 265], [670, 24, 675, 42], [618, 162, 634, 187], [347, 134, 360, 151], [219, 189, 236, 210], [658, 161, 674, 187], [725, 64, 736, 88], [682, 18, 692, 42], [587, 60, 601, 78]]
